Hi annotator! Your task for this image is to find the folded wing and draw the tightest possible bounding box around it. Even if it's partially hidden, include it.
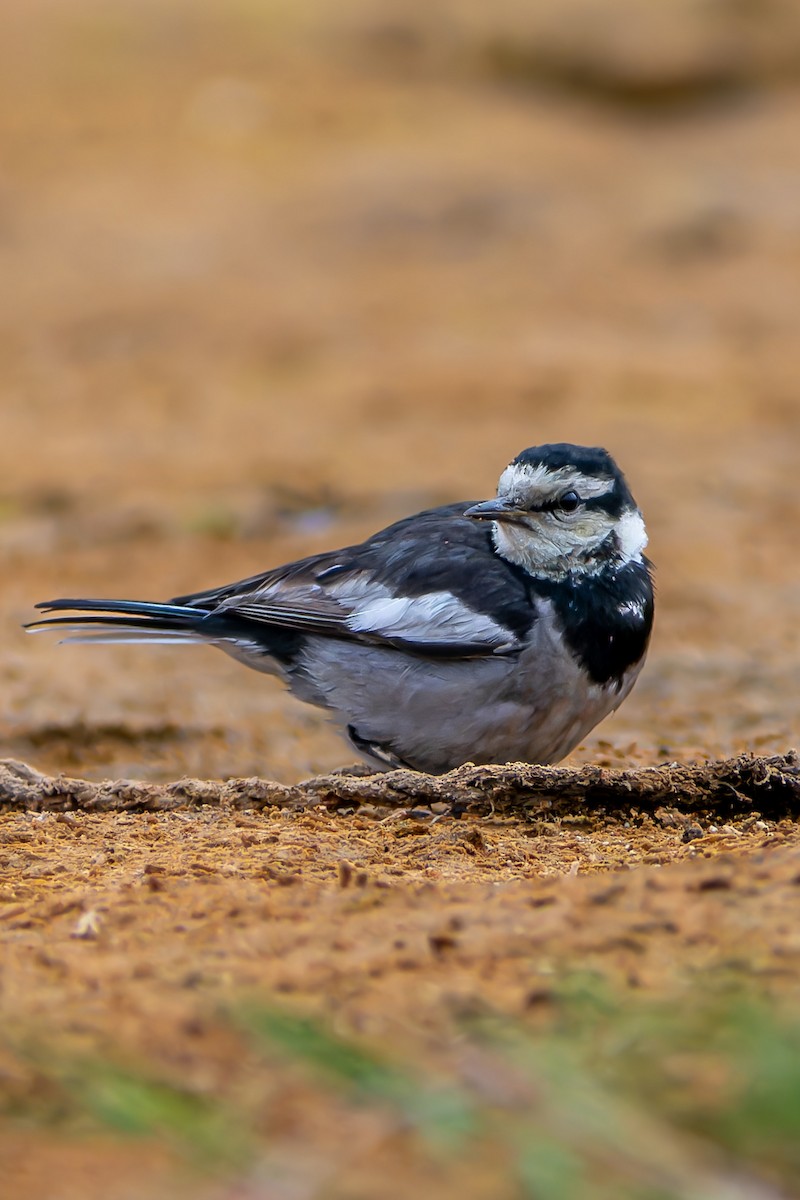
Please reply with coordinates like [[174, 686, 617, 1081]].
[[28, 504, 533, 659]]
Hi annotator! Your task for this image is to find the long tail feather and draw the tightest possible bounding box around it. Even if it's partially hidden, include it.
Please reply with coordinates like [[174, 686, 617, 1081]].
[[24, 597, 213, 646], [32, 598, 207, 621], [58, 630, 209, 647]]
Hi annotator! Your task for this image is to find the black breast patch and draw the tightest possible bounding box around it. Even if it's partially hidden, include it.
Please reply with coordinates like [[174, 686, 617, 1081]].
[[537, 559, 654, 687]]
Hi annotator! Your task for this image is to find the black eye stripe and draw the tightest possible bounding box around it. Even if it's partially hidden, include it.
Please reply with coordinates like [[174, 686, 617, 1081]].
[[526, 490, 621, 515], [529, 492, 582, 514]]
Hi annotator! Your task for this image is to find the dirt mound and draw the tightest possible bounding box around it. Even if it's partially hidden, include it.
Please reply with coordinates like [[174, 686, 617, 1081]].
[[3, 751, 800, 821]]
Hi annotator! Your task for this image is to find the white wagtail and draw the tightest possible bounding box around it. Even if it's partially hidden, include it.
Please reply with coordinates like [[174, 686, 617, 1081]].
[[27, 443, 654, 774]]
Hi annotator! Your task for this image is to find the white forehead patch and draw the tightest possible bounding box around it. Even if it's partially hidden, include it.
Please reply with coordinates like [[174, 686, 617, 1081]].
[[497, 461, 616, 501]]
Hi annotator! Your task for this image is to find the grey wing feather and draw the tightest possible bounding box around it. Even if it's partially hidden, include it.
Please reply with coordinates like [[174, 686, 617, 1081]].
[[209, 572, 519, 656]]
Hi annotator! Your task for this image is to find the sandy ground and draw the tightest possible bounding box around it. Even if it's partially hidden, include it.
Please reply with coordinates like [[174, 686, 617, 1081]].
[[1, 2, 800, 1196]]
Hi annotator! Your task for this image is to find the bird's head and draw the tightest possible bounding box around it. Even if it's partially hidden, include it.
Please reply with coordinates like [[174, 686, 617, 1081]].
[[465, 443, 648, 578]]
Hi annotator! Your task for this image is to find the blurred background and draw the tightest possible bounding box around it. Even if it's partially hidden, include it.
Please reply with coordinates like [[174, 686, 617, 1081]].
[[2, 0, 799, 780]]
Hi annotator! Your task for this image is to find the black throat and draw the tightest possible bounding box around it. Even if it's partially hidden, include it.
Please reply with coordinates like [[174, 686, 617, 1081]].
[[533, 558, 654, 687]]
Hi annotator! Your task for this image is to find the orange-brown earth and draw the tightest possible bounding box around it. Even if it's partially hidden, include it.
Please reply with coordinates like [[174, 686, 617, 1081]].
[[1, 2, 800, 1196]]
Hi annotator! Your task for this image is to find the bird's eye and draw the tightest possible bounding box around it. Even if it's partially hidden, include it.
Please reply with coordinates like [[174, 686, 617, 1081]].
[[558, 491, 581, 513]]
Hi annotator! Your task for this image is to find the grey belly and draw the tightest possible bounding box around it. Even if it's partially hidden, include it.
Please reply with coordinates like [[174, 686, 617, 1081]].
[[228, 616, 644, 774]]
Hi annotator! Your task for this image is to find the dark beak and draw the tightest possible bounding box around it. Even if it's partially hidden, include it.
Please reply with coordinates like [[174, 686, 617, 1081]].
[[464, 498, 525, 523]]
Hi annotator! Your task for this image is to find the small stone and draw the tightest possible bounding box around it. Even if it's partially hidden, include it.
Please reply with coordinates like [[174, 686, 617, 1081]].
[[72, 910, 101, 940]]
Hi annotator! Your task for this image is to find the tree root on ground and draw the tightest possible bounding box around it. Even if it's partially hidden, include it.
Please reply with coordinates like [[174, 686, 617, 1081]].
[[1, 751, 798, 821]]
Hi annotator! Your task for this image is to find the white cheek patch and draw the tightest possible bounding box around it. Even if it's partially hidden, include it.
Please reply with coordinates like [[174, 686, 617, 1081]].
[[346, 591, 509, 646], [615, 510, 648, 563], [493, 504, 647, 578]]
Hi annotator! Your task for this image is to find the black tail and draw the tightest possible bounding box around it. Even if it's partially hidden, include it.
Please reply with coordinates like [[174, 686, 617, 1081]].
[[25, 598, 213, 645]]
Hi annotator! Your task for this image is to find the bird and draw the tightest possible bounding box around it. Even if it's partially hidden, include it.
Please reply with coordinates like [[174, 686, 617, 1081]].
[[26, 443, 654, 775]]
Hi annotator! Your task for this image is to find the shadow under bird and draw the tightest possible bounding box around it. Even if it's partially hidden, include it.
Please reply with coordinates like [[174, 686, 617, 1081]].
[[27, 443, 654, 774]]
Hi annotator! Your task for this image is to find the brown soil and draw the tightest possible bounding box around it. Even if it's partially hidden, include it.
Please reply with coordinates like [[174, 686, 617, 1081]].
[[1, 2, 800, 1197]]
